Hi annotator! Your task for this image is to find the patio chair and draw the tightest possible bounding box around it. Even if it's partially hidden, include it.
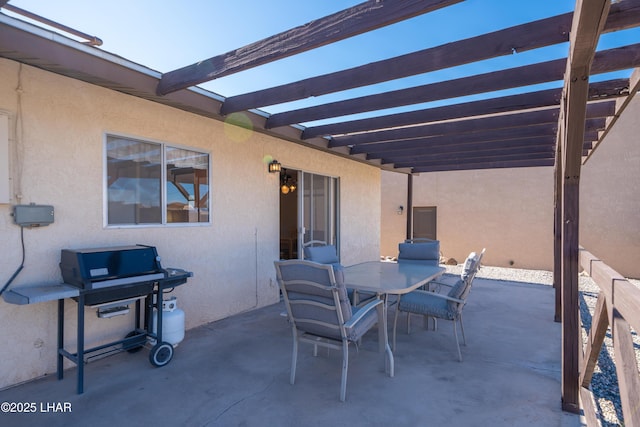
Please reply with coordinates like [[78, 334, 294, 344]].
[[392, 254, 479, 362], [429, 248, 485, 292], [397, 239, 440, 266], [396, 239, 441, 297], [302, 240, 375, 307], [274, 260, 392, 401]]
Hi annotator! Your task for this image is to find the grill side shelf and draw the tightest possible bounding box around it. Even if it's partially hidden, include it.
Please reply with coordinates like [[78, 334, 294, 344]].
[[2, 284, 79, 305]]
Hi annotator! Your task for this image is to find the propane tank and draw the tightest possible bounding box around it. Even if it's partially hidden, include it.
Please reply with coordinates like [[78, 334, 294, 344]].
[[152, 296, 185, 347]]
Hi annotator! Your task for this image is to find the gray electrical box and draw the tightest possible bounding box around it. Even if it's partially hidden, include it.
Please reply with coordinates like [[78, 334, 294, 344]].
[[13, 204, 54, 227]]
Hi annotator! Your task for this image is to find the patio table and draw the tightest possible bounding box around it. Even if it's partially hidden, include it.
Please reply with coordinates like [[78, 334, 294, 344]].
[[342, 261, 445, 376]]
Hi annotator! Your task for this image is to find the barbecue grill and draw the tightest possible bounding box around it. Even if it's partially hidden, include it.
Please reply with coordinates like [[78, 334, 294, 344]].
[[56, 244, 193, 393]]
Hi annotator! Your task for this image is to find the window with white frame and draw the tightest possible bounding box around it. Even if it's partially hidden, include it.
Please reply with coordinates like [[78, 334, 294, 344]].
[[105, 135, 210, 226]]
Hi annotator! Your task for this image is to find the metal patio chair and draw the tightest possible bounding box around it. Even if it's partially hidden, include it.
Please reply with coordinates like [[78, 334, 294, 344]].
[[274, 260, 391, 401], [302, 240, 376, 307], [429, 248, 485, 292], [392, 249, 484, 362]]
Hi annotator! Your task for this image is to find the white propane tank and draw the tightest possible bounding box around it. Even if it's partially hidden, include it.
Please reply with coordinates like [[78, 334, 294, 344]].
[[152, 296, 185, 347]]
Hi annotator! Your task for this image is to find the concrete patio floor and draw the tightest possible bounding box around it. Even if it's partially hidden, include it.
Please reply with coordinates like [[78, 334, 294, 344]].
[[0, 276, 585, 427]]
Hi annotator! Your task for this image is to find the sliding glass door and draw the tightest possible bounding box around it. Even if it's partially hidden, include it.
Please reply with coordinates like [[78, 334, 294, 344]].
[[299, 172, 339, 254]]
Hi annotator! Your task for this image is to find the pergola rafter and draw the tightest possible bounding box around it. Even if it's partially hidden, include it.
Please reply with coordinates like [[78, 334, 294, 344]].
[[266, 43, 640, 129], [4, 0, 638, 174], [156, 0, 463, 96]]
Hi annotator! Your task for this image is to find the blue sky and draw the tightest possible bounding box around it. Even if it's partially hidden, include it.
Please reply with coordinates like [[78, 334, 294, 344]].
[[4, 1, 639, 124]]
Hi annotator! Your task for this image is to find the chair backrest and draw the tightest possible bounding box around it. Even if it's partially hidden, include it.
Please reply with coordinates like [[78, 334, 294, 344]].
[[397, 240, 440, 266], [446, 278, 473, 315], [404, 238, 437, 243], [476, 248, 486, 268], [301, 241, 344, 283], [274, 260, 352, 341], [303, 240, 328, 248], [303, 241, 339, 264], [460, 248, 486, 281], [460, 252, 478, 281], [447, 248, 486, 315]]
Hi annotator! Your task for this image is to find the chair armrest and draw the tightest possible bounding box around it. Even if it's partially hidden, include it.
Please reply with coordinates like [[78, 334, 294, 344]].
[[344, 298, 382, 328], [428, 280, 454, 293], [430, 280, 455, 288], [413, 290, 465, 305]]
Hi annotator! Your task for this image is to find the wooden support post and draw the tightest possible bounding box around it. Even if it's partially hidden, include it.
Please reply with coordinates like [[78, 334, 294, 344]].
[[560, 66, 587, 414], [553, 114, 564, 323], [406, 174, 413, 241], [558, 0, 611, 413], [561, 176, 581, 413]]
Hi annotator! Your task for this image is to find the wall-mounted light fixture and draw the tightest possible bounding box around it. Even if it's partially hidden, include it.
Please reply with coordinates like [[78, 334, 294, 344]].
[[268, 159, 281, 173], [280, 169, 297, 195], [397, 206, 404, 215]]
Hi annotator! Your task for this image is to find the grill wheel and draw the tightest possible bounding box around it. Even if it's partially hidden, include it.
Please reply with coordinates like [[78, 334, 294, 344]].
[[149, 342, 174, 367]]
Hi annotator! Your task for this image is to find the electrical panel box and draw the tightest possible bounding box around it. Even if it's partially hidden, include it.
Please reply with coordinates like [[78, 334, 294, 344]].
[[13, 204, 54, 227]]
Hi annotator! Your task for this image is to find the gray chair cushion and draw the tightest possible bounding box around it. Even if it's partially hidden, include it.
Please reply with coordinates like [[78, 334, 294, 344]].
[[448, 279, 467, 299], [460, 252, 477, 280], [398, 241, 440, 264], [398, 290, 454, 320], [447, 279, 470, 313], [304, 245, 339, 264]]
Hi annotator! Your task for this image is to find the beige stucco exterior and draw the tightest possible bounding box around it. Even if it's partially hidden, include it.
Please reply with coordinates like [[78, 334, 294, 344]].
[[0, 59, 380, 389], [382, 98, 640, 278], [580, 97, 640, 279], [381, 166, 554, 270]]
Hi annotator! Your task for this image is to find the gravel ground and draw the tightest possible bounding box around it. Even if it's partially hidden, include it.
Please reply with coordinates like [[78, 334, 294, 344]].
[[441, 263, 639, 427], [578, 273, 640, 427]]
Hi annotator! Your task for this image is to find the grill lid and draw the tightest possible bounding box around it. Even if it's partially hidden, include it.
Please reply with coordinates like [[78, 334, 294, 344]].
[[60, 245, 162, 289]]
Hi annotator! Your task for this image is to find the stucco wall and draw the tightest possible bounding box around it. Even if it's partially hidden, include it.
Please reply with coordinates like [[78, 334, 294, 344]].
[[382, 102, 640, 277], [0, 59, 380, 389], [580, 96, 640, 279], [382, 167, 554, 270]]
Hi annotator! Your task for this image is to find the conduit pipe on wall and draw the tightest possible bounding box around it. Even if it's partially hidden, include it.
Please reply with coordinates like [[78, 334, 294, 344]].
[[1, 3, 103, 46]]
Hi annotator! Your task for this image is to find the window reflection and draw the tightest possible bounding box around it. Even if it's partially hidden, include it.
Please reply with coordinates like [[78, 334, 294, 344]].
[[106, 136, 209, 226], [166, 147, 209, 223]]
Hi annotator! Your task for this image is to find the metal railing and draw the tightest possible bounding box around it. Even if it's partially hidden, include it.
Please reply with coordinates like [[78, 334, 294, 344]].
[[579, 248, 640, 427]]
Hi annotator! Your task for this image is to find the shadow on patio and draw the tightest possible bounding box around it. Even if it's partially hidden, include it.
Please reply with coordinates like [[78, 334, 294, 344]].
[[0, 275, 584, 427]]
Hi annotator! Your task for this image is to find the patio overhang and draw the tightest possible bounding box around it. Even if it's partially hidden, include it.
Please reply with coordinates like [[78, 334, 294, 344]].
[[1, 0, 639, 174]]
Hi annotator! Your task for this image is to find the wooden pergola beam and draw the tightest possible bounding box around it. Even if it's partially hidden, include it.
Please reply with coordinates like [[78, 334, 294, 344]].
[[350, 123, 558, 154], [413, 158, 555, 173], [376, 140, 593, 164], [221, 0, 640, 115], [267, 58, 566, 128], [267, 43, 640, 128], [392, 150, 556, 169], [557, 0, 611, 414], [221, 12, 575, 114], [309, 79, 625, 141], [347, 118, 602, 158], [330, 101, 612, 148], [156, 0, 462, 95]]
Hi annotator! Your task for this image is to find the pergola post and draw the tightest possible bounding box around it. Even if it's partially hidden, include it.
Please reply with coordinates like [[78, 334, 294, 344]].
[[406, 174, 413, 241], [558, 0, 610, 413], [553, 123, 563, 324]]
